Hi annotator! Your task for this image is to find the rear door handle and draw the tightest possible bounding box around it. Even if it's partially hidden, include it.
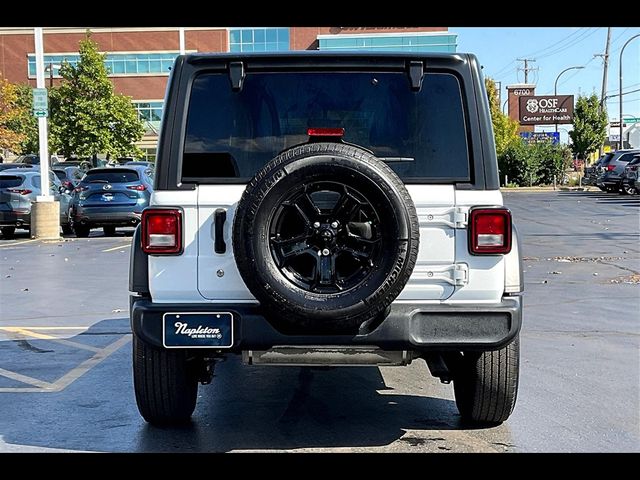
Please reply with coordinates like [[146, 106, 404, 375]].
[[214, 209, 227, 254]]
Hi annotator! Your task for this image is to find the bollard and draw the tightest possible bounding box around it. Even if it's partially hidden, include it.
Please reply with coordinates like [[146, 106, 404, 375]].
[[553, 175, 557, 191], [505, 175, 508, 186], [31, 200, 61, 240]]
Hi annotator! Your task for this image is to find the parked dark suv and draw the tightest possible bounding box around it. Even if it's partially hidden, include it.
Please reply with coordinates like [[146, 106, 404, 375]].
[[129, 52, 523, 426], [69, 166, 153, 237], [596, 149, 640, 193]]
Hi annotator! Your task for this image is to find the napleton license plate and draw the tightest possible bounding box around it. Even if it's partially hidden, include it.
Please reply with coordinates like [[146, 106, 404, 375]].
[[162, 312, 233, 348]]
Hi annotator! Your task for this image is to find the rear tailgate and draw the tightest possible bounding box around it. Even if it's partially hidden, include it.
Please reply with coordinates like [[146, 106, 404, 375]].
[[196, 184, 461, 302]]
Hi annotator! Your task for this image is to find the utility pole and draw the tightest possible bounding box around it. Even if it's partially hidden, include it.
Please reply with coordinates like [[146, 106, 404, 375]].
[[516, 58, 537, 84], [594, 27, 612, 156], [595, 27, 612, 109]]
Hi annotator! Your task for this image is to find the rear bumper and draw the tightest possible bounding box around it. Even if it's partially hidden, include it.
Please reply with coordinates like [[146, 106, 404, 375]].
[[0, 210, 30, 228], [596, 176, 622, 187], [72, 208, 142, 227], [130, 296, 522, 353]]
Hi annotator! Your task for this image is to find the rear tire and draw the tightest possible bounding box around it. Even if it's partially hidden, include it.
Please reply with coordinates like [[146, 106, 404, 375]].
[[74, 225, 90, 238], [453, 336, 520, 425], [622, 184, 636, 195], [133, 334, 198, 425], [61, 224, 73, 235], [1, 226, 16, 239], [103, 226, 116, 236]]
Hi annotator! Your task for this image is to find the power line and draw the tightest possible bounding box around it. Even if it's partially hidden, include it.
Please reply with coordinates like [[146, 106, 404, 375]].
[[519, 27, 590, 59], [535, 28, 601, 60], [490, 28, 593, 81]]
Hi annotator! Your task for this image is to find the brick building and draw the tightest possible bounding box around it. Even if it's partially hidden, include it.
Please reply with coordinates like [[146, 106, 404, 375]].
[[0, 27, 457, 159]]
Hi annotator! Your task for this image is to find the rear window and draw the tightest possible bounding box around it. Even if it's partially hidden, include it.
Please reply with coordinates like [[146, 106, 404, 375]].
[[53, 170, 66, 181], [83, 170, 139, 183], [618, 153, 639, 163], [0, 176, 24, 188], [183, 71, 470, 182]]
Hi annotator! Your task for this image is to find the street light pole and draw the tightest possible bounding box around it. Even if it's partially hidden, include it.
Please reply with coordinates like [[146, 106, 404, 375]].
[[554, 65, 584, 133], [619, 34, 640, 150]]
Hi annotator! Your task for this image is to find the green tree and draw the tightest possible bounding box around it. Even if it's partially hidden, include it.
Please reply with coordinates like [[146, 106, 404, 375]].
[[0, 74, 27, 152], [49, 34, 144, 158], [10, 83, 39, 154], [485, 77, 519, 156], [569, 94, 607, 161]]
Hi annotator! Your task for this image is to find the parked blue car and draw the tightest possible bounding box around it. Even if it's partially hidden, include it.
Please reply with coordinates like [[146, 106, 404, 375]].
[[69, 166, 154, 237]]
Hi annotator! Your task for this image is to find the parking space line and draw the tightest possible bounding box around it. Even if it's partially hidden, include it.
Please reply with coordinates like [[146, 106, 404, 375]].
[[0, 239, 38, 248], [0, 334, 131, 393], [102, 242, 132, 252], [0, 327, 101, 353], [48, 335, 131, 391], [4, 327, 89, 330], [0, 367, 53, 390]]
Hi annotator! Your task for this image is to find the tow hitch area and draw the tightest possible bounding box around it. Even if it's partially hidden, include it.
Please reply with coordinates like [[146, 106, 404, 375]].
[[242, 346, 414, 366]]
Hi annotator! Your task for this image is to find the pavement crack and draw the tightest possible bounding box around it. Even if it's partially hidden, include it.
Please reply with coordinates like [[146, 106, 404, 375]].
[[16, 340, 54, 353]]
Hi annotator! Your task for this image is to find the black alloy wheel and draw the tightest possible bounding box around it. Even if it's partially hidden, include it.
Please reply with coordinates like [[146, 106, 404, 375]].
[[269, 181, 383, 294]]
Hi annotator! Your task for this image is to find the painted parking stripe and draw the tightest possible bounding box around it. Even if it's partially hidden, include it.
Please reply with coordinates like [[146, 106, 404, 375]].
[[49, 335, 131, 391], [0, 327, 101, 353], [0, 239, 38, 248], [102, 242, 132, 252], [0, 334, 131, 393], [0, 367, 53, 389], [3, 326, 89, 330]]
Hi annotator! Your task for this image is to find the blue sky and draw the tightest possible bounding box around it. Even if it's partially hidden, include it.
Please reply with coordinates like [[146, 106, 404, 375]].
[[452, 27, 640, 140]]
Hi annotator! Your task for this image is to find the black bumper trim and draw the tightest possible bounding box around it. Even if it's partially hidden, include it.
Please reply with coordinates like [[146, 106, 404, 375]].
[[130, 296, 522, 352]]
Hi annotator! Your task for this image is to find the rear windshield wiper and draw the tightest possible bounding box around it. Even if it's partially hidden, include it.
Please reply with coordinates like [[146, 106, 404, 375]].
[[379, 157, 414, 163]]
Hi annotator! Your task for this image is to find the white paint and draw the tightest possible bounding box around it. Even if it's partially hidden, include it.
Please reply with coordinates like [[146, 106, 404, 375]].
[[148, 183, 509, 305]]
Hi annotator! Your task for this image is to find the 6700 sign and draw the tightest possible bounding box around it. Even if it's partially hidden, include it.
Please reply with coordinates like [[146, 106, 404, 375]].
[[518, 95, 574, 125]]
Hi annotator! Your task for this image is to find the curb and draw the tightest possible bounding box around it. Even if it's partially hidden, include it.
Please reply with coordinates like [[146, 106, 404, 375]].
[[500, 186, 596, 193]]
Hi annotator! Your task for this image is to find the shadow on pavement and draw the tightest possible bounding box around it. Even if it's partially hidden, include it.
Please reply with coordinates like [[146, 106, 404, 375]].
[[136, 358, 463, 452], [1, 318, 470, 452]]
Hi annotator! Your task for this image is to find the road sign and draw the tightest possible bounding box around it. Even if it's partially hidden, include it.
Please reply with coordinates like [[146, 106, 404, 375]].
[[32, 88, 48, 117], [520, 131, 560, 145], [518, 95, 574, 125]]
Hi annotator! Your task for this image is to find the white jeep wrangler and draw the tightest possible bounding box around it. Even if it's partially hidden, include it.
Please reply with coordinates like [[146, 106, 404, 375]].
[[129, 52, 523, 426]]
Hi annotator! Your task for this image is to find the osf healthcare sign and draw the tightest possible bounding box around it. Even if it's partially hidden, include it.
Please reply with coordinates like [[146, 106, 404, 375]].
[[518, 95, 574, 125]]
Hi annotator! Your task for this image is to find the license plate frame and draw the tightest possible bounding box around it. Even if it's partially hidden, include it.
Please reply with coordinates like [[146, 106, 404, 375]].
[[162, 312, 234, 349]]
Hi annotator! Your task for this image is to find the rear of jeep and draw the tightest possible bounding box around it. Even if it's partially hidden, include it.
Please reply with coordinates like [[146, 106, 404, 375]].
[[129, 52, 523, 426]]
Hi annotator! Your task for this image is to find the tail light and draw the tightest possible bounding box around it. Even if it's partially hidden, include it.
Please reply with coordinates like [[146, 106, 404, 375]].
[[630, 165, 638, 171], [307, 128, 345, 138], [127, 184, 147, 191], [469, 207, 512, 255], [7, 189, 32, 195], [62, 181, 73, 189], [607, 165, 616, 172], [141, 208, 182, 255]]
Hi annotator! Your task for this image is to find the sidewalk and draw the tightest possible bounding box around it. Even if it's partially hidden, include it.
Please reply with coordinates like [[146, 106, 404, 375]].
[[500, 186, 597, 193]]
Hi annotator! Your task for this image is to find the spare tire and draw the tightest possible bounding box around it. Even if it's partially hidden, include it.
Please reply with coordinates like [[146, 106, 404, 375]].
[[233, 142, 419, 334]]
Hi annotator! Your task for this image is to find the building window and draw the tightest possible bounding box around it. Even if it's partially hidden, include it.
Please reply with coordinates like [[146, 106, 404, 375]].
[[229, 28, 289, 52], [140, 148, 157, 162], [133, 101, 163, 122], [28, 52, 179, 77], [317, 33, 457, 53]]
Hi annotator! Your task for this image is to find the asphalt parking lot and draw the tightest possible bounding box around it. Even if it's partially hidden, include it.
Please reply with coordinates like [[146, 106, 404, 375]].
[[0, 191, 638, 452]]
